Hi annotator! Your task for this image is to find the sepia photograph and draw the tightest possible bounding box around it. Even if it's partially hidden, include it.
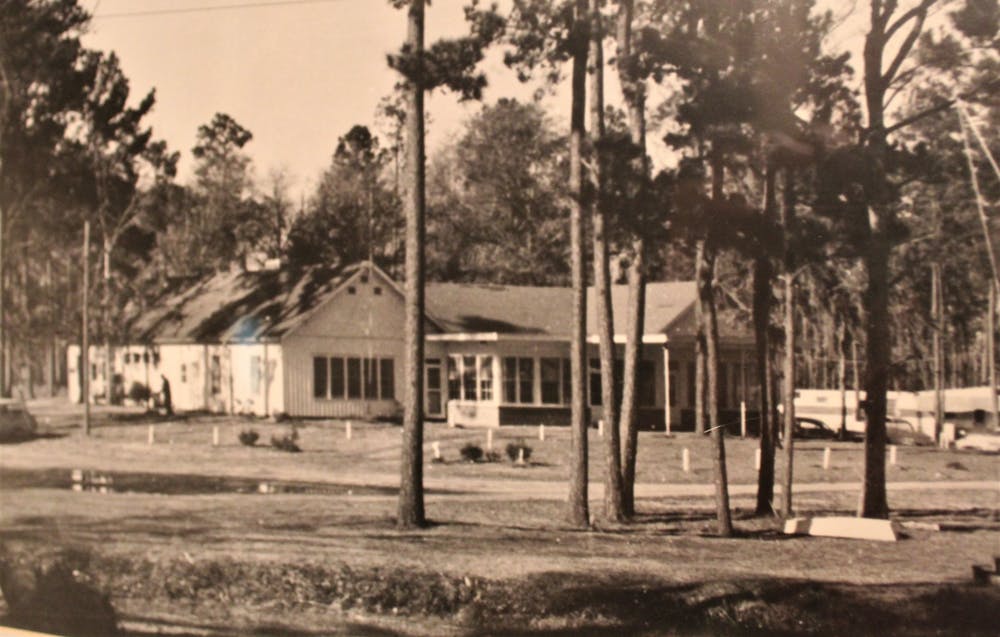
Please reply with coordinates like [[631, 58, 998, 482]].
[[0, 0, 998, 634]]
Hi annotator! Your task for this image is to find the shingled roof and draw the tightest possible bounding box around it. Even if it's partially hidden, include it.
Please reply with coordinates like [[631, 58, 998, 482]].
[[424, 281, 702, 338], [127, 261, 746, 344], [129, 264, 360, 343]]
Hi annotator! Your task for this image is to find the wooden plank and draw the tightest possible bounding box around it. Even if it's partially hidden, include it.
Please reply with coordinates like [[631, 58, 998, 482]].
[[783, 516, 899, 542]]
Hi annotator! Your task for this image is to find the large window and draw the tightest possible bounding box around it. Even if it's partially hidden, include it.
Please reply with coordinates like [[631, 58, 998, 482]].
[[314, 356, 395, 400], [540, 358, 562, 404], [503, 357, 535, 404], [668, 361, 678, 407], [638, 360, 656, 407], [380, 358, 395, 399], [449, 354, 494, 401]]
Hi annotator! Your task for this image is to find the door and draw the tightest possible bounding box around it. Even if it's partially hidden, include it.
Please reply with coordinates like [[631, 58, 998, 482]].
[[425, 358, 444, 418]]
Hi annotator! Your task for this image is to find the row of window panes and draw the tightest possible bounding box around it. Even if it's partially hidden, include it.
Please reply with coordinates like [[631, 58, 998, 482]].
[[500, 356, 657, 407], [313, 356, 394, 400], [124, 352, 159, 365], [447, 355, 493, 401]]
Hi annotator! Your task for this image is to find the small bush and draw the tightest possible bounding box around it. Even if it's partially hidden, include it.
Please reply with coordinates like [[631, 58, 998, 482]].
[[484, 450, 501, 463], [271, 426, 300, 453], [238, 429, 259, 447], [506, 439, 532, 463], [460, 443, 484, 463], [127, 382, 150, 404]]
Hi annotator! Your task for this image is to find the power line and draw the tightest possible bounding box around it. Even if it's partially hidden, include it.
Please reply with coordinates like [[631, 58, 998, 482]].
[[93, 0, 349, 20]]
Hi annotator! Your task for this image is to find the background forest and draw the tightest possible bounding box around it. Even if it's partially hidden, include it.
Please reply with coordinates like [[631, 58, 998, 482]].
[[1, 0, 998, 403]]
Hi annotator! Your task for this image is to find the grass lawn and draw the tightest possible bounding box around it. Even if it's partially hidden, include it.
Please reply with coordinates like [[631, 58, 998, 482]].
[[1, 402, 998, 636]]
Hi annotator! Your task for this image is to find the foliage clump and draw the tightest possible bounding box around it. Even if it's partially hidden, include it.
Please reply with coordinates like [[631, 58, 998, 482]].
[[506, 440, 532, 463], [270, 427, 300, 453], [238, 429, 260, 447], [460, 443, 484, 463]]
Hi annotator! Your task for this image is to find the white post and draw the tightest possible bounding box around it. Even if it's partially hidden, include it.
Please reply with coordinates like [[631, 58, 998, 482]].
[[663, 346, 672, 436], [890, 444, 898, 466], [346, 421, 352, 440], [147, 425, 154, 445], [432, 440, 441, 460], [755, 447, 761, 470], [539, 424, 545, 441], [598, 419, 604, 437], [212, 425, 219, 447], [517, 447, 525, 464], [486, 428, 493, 451], [682, 447, 690, 472], [740, 400, 747, 438], [822, 446, 831, 470]]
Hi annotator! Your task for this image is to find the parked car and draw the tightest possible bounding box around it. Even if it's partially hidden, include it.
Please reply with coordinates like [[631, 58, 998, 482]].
[[0, 398, 38, 443], [955, 431, 1000, 453], [886, 418, 933, 446], [793, 417, 838, 440]]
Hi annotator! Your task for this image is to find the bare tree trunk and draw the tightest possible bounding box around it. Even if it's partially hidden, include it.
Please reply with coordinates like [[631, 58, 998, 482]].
[[706, 153, 731, 537], [754, 162, 777, 517], [103, 238, 112, 404], [588, 0, 623, 522], [838, 324, 849, 439], [781, 167, 796, 518], [567, 0, 591, 529], [0, 202, 5, 399], [620, 239, 644, 517], [932, 262, 944, 441], [83, 222, 91, 434], [616, 0, 648, 521], [397, 0, 426, 529], [694, 295, 706, 435], [989, 284, 998, 430]]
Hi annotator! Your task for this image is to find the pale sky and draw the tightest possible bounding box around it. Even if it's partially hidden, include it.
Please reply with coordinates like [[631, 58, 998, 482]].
[[82, 0, 872, 199]]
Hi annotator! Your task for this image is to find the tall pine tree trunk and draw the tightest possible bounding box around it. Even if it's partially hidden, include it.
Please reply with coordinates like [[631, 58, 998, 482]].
[[754, 162, 777, 517], [589, 0, 623, 522], [781, 167, 797, 517], [706, 153, 732, 536], [397, 0, 426, 529], [616, 0, 648, 519], [567, 0, 591, 529]]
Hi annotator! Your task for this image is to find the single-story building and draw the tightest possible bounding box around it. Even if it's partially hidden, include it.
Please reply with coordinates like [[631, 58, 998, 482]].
[[68, 261, 757, 430]]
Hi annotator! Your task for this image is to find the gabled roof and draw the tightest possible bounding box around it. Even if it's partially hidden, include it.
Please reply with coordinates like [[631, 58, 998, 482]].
[[424, 280, 701, 339], [129, 263, 364, 343], [128, 260, 745, 345]]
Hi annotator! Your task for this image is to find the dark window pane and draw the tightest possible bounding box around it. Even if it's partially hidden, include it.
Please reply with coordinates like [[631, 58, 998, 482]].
[[364, 358, 378, 399], [518, 358, 534, 404], [347, 358, 362, 398], [503, 358, 517, 403], [639, 360, 656, 406], [313, 357, 328, 399], [463, 355, 477, 400], [380, 358, 394, 399], [561, 358, 571, 405], [448, 356, 460, 401], [541, 357, 560, 404], [330, 357, 345, 398], [589, 358, 602, 406]]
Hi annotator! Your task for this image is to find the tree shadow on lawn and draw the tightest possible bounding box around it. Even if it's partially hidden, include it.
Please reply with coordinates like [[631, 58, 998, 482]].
[[118, 614, 409, 637], [466, 576, 1000, 636]]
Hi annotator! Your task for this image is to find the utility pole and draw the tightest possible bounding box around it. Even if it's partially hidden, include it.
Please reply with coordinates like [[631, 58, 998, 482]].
[[82, 222, 91, 435]]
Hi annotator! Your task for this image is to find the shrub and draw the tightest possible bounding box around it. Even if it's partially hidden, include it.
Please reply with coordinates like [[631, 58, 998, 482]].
[[238, 429, 259, 447], [484, 450, 501, 463], [270, 426, 300, 453], [127, 382, 150, 404], [460, 443, 483, 463], [506, 440, 532, 463]]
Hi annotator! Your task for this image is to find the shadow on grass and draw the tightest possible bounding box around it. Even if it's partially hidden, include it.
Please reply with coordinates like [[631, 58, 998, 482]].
[[118, 614, 408, 637]]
